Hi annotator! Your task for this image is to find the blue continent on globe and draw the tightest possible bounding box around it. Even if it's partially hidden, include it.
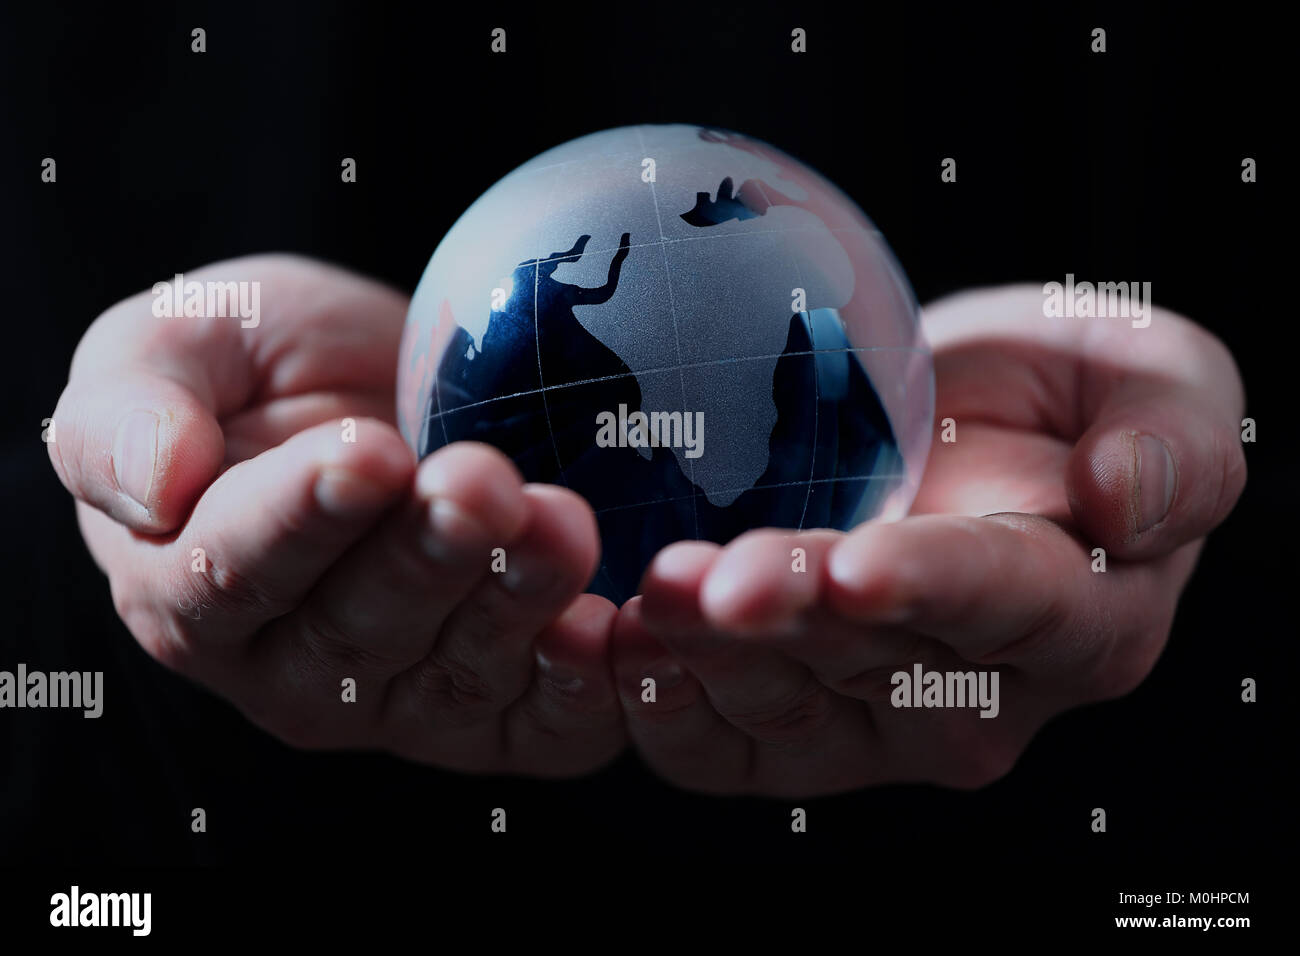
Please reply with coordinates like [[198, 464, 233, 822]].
[[397, 125, 934, 603]]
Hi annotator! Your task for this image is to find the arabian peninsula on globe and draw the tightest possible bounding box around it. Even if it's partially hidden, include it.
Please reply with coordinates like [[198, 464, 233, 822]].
[[397, 124, 934, 602]]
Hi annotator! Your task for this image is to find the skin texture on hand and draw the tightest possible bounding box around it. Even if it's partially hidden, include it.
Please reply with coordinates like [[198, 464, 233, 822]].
[[48, 255, 625, 777], [51, 263, 1246, 798], [611, 285, 1247, 796]]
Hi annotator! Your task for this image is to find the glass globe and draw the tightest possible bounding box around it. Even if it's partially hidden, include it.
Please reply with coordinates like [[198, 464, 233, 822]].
[[398, 124, 934, 602]]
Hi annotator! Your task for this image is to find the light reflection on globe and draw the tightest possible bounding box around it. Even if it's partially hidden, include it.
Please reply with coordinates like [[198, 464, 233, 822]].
[[398, 125, 934, 603]]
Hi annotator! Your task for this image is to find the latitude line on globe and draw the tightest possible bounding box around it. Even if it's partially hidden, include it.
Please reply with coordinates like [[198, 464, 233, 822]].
[[524, 223, 882, 268], [424, 346, 929, 422]]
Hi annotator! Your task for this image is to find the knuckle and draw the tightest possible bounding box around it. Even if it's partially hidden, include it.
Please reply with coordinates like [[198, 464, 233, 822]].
[[724, 678, 835, 746], [454, 592, 509, 642], [410, 653, 498, 717], [190, 559, 288, 621], [834, 634, 938, 699], [294, 608, 389, 677], [536, 677, 594, 714]]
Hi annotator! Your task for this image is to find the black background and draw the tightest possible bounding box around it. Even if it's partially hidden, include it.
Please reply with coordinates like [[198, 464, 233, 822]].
[[0, 0, 1288, 936]]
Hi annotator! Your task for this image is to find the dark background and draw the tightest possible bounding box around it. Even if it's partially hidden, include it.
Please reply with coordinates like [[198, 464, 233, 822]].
[[0, 0, 1288, 933]]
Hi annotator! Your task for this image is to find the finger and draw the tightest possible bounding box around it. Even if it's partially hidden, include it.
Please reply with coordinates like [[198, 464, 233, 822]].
[[503, 593, 626, 776], [279, 442, 529, 679], [825, 513, 1130, 673], [392, 483, 601, 727], [695, 529, 840, 636], [617, 592, 880, 797], [48, 373, 225, 532], [694, 530, 948, 698], [637, 540, 723, 628], [611, 597, 753, 794], [221, 390, 398, 464], [640, 539, 845, 749], [242, 443, 529, 752], [1065, 390, 1247, 560], [50, 254, 410, 532], [925, 286, 1246, 434], [116, 418, 414, 666], [68, 255, 408, 403], [924, 286, 1247, 559]]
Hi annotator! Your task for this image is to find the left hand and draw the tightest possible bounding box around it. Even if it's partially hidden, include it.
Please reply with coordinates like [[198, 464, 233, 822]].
[[609, 284, 1247, 796], [50, 255, 625, 777]]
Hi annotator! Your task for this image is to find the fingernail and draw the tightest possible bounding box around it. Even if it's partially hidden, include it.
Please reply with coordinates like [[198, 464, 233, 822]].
[[420, 498, 489, 564], [417, 456, 524, 532], [314, 468, 390, 518], [1135, 434, 1176, 532], [536, 651, 584, 692], [113, 410, 159, 508]]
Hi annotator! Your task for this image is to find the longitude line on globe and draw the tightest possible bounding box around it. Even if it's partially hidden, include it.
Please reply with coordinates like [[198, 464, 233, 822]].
[[748, 176, 821, 531], [636, 125, 701, 540]]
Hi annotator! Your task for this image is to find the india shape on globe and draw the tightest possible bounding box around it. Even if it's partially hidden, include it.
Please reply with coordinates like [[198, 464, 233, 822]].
[[397, 125, 934, 603]]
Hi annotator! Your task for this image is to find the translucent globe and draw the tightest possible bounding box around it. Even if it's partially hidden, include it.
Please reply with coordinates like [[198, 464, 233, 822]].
[[398, 125, 934, 603]]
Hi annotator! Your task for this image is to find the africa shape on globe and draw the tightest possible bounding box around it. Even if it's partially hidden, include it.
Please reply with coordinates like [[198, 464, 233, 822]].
[[397, 125, 934, 603]]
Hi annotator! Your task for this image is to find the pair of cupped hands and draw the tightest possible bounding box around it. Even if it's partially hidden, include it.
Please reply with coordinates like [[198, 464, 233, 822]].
[[49, 255, 1246, 796]]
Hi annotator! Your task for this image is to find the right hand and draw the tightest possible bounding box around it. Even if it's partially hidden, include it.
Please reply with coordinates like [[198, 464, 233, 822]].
[[48, 254, 625, 776]]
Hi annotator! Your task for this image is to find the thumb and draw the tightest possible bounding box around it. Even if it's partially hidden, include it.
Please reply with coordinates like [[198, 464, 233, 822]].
[[1065, 390, 1246, 561], [48, 372, 225, 533]]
